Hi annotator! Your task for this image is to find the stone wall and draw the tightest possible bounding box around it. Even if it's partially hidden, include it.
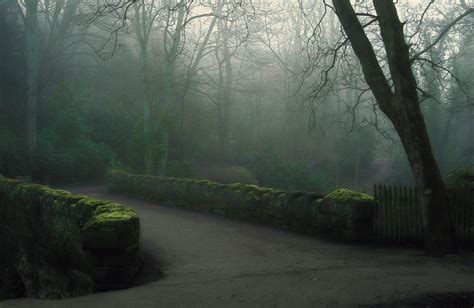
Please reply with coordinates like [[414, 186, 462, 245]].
[[0, 179, 140, 299], [108, 171, 375, 241]]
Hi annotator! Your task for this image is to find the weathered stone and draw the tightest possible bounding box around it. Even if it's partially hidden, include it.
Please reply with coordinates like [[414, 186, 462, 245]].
[[0, 178, 141, 299], [107, 171, 377, 244]]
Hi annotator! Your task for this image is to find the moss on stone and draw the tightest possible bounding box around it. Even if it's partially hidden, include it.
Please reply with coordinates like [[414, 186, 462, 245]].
[[0, 178, 141, 298], [325, 188, 373, 203], [84, 210, 137, 231], [228, 183, 244, 192], [83, 205, 139, 252]]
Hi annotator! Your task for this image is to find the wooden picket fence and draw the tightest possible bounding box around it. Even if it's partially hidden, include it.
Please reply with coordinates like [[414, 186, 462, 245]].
[[373, 185, 474, 244]]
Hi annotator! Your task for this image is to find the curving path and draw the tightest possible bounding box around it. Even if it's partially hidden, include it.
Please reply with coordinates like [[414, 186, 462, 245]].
[[2, 185, 474, 307]]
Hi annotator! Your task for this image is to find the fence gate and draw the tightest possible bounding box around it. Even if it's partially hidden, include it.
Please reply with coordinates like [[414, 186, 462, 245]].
[[373, 185, 474, 245]]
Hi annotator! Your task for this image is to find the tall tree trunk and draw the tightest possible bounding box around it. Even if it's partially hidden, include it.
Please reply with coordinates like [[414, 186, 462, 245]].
[[332, 0, 457, 255], [159, 131, 169, 176], [177, 7, 221, 163], [141, 46, 153, 174], [134, 3, 155, 175], [158, 59, 176, 175], [25, 0, 39, 168], [218, 19, 233, 162], [158, 0, 185, 175]]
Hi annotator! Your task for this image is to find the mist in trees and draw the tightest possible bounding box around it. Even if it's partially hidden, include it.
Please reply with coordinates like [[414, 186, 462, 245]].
[[0, 0, 473, 253]]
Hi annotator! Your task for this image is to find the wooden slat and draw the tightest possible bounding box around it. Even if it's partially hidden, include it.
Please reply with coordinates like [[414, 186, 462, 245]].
[[410, 187, 417, 242], [399, 186, 404, 242], [392, 186, 398, 242], [460, 188, 465, 242], [380, 185, 385, 240], [373, 185, 378, 237], [463, 188, 469, 241], [468, 190, 474, 241], [389, 186, 395, 241], [384, 185, 390, 241], [469, 190, 474, 241], [415, 187, 423, 242], [372, 185, 474, 245], [455, 189, 461, 240], [402, 186, 410, 243], [397, 186, 402, 242], [408, 186, 414, 243], [378, 185, 384, 237]]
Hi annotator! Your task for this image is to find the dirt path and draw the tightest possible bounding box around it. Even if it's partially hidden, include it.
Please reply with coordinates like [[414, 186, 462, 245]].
[[2, 186, 474, 307]]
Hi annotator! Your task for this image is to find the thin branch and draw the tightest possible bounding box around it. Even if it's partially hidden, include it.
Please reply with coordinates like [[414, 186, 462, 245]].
[[412, 7, 474, 60]]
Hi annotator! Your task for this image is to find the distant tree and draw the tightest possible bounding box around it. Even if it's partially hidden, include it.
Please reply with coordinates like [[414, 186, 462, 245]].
[[132, 0, 160, 174], [12, 0, 85, 169]]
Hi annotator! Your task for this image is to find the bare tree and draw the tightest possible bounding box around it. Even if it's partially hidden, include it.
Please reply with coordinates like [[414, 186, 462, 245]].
[[24, 0, 40, 165], [16, 0, 85, 167], [132, 0, 161, 174]]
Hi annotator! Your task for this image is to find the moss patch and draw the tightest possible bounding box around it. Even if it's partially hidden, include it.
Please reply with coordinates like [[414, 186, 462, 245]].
[[325, 189, 373, 203], [84, 210, 137, 231]]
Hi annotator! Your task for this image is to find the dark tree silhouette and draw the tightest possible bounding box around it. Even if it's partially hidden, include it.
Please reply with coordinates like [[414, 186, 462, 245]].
[[331, 0, 472, 255]]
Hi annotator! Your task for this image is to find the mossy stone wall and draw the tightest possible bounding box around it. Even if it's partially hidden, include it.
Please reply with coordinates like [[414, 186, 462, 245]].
[[108, 171, 375, 241], [0, 179, 140, 299]]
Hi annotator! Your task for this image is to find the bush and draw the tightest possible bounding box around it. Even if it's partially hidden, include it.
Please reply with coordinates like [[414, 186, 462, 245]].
[[32, 136, 112, 182], [70, 139, 112, 180], [247, 156, 330, 193], [166, 160, 193, 178], [444, 168, 474, 189], [0, 129, 28, 177]]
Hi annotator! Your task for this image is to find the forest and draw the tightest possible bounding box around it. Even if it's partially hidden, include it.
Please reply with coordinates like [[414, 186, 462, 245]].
[[1, 0, 472, 190], [0, 0, 474, 305]]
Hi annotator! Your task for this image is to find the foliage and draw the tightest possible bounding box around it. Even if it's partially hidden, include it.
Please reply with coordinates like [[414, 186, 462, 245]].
[[332, 127, 377, 182], [444, 168, 474, 189], [32, 135, 112, 182], [166, 160, 193, 178], [243, 148, 331, 193], [0, 129, 28, 177]]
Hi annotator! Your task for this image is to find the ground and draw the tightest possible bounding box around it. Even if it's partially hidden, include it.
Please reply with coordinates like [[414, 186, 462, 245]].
[[1, 185, 474, 307]]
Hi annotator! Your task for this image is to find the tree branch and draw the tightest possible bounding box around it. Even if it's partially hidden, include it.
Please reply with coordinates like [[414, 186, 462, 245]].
[[412, 7, 474, 60]]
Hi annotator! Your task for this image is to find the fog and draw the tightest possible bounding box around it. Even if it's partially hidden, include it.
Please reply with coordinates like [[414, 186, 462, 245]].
[[0, 0, 473, 193], [2, 0, 474, 303]]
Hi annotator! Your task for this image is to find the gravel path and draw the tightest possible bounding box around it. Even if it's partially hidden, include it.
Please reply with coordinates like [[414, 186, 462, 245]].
[[2, 185, 474, 307]]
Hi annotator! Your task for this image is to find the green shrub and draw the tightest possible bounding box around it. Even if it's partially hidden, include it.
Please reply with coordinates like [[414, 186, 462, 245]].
[[32, 136, 112, 182], [248, 157, 330, 193], [444, 168, 474, 189], [0, 128, 28, 177], [70, 139, 112, 180], [166, 160, 193, 178]]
